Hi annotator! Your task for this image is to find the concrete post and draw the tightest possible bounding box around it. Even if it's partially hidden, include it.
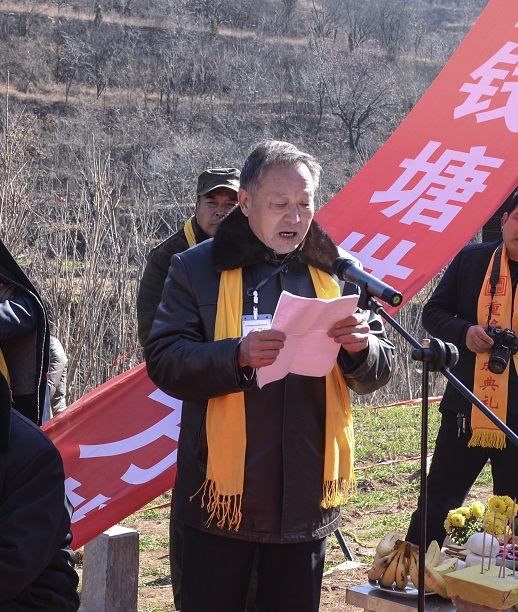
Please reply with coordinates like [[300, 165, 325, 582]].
[[79, 525, 139, 612]]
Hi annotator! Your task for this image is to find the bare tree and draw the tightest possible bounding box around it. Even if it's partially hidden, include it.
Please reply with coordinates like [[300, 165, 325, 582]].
[[53, 30, 85, 105], [0, 84, 39, 251], [320, 50, 397, 161], [374, 0, 411, 60], [36, 138, 142, 400], [342, 0, 376, 50], [309, 0, 345, 43]]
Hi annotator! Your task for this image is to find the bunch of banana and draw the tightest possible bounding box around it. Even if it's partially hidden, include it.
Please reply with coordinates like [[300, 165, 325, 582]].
[[368, 532, 456, 598], [368, 538, 413, 589], [407, 540, 457, 598]]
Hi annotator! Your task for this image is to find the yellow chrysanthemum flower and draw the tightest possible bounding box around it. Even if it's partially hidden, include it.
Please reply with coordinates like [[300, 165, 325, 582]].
[[446, 510, 456, 521], [500, 496, 518, 519], [470, 502, 485, 518], [488, 495, 507, 514], [496, 511, 507, 522], [506, 507, 517, 519], [484, 513, 507, 536], [493, 518, 505, 536], [457, 506, 471, 517], [450, 513, 466, 528], [445, 500, 492, 544]]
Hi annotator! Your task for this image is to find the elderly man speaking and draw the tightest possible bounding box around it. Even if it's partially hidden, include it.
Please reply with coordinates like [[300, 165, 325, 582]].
[[145, 141, 394, 612]]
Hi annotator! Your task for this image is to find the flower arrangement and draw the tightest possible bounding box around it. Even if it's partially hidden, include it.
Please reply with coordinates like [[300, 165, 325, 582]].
[[444, 501, 486, 545], [482, 495, 518, 537], [444, 496, 518, 545]]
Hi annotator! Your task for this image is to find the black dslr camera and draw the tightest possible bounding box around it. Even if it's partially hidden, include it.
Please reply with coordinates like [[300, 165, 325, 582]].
[[486, 326, 518, 374]]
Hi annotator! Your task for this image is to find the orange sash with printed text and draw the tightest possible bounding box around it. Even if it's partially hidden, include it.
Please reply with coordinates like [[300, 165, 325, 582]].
[[472, 244, 518, 448]]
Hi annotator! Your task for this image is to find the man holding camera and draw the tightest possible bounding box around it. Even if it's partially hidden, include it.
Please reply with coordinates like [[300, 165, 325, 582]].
[[406, 188, 518, 548]]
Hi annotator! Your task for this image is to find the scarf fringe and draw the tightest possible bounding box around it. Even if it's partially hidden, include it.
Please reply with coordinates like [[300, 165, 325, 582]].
[[321, 477, 354, 509], [193, 478, 243, 531], [468, 429, 506, 449]]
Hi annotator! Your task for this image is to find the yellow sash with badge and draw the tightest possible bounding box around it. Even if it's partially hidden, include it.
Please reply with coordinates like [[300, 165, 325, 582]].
[[194, 266, 355, 531], [472, 243, 518, 449]]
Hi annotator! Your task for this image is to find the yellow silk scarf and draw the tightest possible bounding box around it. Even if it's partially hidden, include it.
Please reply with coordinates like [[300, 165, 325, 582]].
[[196, 266, 354, 531], [184, 216, 197, 248], [472, 244, 517, 449]]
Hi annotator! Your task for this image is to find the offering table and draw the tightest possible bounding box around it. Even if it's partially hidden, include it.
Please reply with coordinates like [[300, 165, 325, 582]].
[[346, 583, 456, 612]]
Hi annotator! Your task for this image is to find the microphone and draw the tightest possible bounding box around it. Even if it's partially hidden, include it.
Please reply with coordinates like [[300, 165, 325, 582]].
[[332, 257, 403, 307]]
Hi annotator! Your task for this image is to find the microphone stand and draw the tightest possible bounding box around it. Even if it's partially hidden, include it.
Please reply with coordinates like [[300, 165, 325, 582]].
[[358, 290, 518, 612]]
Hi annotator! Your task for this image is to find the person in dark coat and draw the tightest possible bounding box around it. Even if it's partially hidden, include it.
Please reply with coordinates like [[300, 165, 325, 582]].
[[145, 141, 394, 612], [0, 238, 79, 610], [137, 166, 240, 611], [406, 188, 518, 548], [0, 386, 79, 610], [0, 239, 49, 426]]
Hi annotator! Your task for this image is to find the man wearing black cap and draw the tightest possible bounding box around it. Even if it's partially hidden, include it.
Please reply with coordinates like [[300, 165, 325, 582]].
[[137, 167, 240, 346], [137, 167, 240, 612]]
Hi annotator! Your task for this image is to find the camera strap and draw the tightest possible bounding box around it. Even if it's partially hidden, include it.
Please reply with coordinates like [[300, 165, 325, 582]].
[[487, 242, 504, 327]]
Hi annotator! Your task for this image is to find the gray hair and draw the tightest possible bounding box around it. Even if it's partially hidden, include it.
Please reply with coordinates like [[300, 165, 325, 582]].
[[240, 141, 322, 193]]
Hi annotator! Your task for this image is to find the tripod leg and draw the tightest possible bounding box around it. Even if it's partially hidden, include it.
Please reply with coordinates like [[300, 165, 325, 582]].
[[334, 528, 353, 561]]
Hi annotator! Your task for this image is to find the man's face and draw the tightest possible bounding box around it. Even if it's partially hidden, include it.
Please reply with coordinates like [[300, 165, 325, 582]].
[[502, 207, 518, 261], [238, 163, 315, 255], [196, 187, 238, 237]]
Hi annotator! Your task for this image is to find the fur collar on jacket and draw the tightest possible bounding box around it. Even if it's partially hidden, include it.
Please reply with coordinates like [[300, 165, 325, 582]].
[[212, 207, 339, 274]]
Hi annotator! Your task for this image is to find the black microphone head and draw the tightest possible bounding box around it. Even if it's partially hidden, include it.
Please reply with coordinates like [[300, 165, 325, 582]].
[[332, 256, 404, 307], [332, 257, 356, 278], [385, 290, 403, 307]]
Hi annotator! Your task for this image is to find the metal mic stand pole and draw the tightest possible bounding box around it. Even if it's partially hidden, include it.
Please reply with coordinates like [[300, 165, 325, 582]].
[[360, 290, 518, 612], [359, 292, 452, 612], [414, 340, 436, 612]]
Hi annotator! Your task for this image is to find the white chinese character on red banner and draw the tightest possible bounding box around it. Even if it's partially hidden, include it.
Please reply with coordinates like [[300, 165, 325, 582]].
[[370, 141, 503, 232], [340, 232, 414, 281], [66, 477, 111, 523], [79, 388, 181, 484], [67, 388, 182, 523], [454, 41, 518, 131]]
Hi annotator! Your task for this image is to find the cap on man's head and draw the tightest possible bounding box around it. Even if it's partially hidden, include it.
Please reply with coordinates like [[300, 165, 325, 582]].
[[197, 168, 240, 196]]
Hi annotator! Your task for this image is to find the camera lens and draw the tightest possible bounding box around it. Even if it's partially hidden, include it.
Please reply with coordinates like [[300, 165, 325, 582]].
[[488, 348, 510, 374], [488, 359, 507, 375]]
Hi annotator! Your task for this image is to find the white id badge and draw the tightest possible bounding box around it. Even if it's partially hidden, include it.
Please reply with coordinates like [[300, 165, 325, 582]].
[[241, 314, 272, 337]]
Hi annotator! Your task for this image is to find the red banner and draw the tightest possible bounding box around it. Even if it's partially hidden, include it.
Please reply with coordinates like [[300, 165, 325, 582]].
[[43, 364, 181, 548], [316, 0, 518, 309], [44, 0, 518, 549]]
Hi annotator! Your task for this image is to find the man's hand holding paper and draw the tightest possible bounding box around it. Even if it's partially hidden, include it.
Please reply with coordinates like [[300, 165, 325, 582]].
[[327, 311, 371, 355], [255, 290, 360, 388], [238, 328, 286, 369]]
